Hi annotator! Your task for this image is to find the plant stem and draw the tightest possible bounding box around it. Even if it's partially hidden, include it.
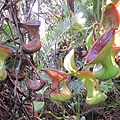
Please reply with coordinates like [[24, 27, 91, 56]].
[[77, 91, 80, 116], [92, 106, 94, 120], [100, 0, 104, 24], [97, 0, 100, 22], [54, 101, 70, 116]]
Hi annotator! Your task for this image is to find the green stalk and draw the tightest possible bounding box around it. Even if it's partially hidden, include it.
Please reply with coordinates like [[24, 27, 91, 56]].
[[92, 106, 94, 120], [77, 87, 80, 116], [46, 111, 63, 120], [97, 0, 100, 22], [100, 0, 104, 24]]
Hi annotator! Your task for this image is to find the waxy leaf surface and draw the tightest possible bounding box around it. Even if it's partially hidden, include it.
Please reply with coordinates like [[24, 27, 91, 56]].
[[85, 28, 115, 65]]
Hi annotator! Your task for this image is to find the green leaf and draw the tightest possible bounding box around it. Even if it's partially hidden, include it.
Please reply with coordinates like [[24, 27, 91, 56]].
[[53, 13, 85, 43], [4, 43, 18, 50], [5, 58, 19, 70], [69, 80, 85, 93], [92, 0, 102, 22], [101, 80, 114, 93], [33, 101, 44, 114], [37, 64, 45, 70]]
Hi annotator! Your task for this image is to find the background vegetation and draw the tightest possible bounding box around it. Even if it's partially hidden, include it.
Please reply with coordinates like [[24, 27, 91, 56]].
[[0, 0, 120, 120]]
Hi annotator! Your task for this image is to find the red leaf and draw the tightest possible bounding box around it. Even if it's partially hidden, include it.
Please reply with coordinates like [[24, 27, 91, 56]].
[[85, 28, 115, 64], [102, 3, 119, 30], [42, 68, 68, 90]]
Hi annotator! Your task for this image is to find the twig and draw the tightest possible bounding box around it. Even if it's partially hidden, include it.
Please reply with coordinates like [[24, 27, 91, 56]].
[[0, 0, 20, 13], [2, 31, 28, 45], [26, 56, 45, 82], [25, 0, 36, 21], [5, 18, 16, 45], [21, 105, 32, 120], [8, 74, 28, 98]]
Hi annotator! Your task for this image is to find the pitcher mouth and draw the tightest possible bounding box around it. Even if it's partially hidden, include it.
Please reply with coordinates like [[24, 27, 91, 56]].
[[86, 92, 107, 105]]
